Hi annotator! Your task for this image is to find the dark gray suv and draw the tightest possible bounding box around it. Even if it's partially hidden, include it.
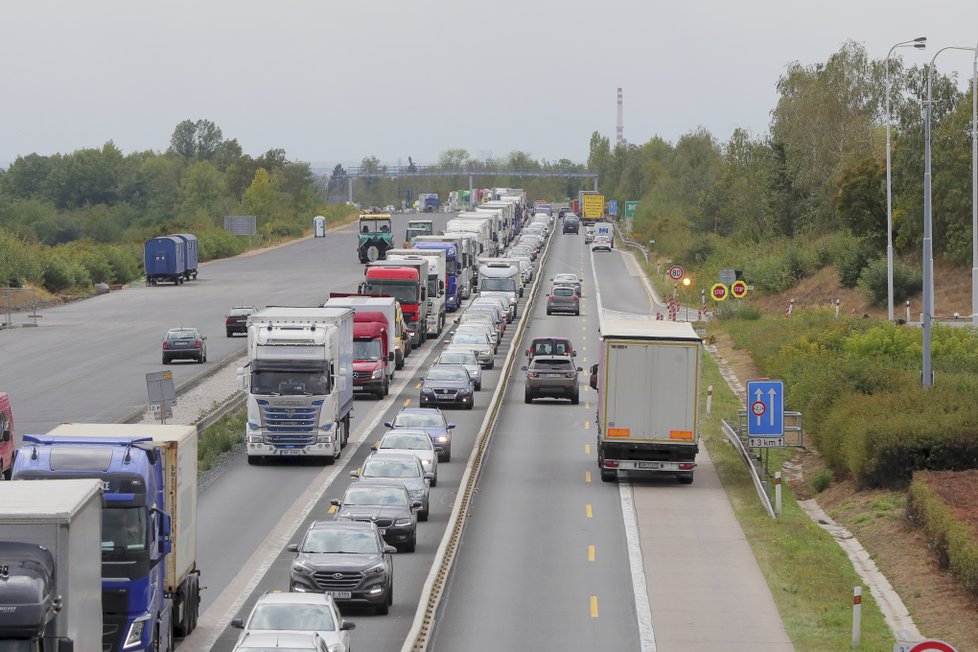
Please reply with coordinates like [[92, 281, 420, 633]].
[[546, 286, 580, 315], [522, 355, 583, 404], [287, 520, 397, 614]]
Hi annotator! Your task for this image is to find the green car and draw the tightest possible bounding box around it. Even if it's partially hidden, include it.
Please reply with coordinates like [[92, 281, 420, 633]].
[[357, 214, 394, 263]]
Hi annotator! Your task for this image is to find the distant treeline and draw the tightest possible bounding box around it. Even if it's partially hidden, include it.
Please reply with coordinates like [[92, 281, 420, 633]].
[[0, 119, 352, 292]]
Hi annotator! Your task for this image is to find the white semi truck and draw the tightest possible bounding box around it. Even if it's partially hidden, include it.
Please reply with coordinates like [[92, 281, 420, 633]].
[[590, 313, 701, 484], [239, 307, 355, 465], [447, 217, 494, 260], [477, 258, 523, 321], [477, 202, 514, 245], [386, 248, 447, 338], [0, 479, 103, 652]]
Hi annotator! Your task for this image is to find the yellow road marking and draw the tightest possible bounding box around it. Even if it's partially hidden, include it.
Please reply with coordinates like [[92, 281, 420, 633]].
[[588, 545, 595, 561], [585, 421, 590, 430], [585, 471, 591, 483], [582, 357, 587, 364], [585, 401, 590, 409], [582, 347, 586, 352], [584, 444, 591, 455], [585, 503, 593, 518], [415, 382, 422, 388], [590, 596, 599, 617], [328, 505, 338, 514], [403, 399, 411, 407]]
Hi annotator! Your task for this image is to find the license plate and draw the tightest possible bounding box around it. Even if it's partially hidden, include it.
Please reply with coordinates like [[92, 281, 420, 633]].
[[276, 449, 306, 456], [174, 342, 188, 347], [637, 462, 661, 470], [544, 373, 561, 377], [327, 591, 352, 599]]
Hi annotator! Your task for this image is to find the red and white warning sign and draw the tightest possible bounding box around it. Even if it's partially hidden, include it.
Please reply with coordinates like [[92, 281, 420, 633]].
[[751, 401, 766, 418], [668, 265, 685, 281]]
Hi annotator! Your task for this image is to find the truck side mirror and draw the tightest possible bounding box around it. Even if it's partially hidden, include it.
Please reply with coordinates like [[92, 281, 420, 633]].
[[0, 429, 9, 443], [388, 352, 394, 362], [589, 364, 599, 390], [439, 280, 445, 291]]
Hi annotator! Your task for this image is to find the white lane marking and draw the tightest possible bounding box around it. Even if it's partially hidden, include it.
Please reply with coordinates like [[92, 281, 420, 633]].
[[183, 337, 443, 651], [620, 481, 658, 652]]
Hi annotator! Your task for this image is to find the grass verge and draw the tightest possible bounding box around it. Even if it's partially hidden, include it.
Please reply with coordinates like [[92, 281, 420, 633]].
[[198, 405, 245, 473], [699, 348, 894, 650]]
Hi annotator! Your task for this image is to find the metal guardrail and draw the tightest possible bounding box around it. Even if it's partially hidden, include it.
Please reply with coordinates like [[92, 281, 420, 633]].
[[721, 419, 776, 519], [401, 221, 558, 652], [192, 391, 246, 435], [613, 222, 649, 264]]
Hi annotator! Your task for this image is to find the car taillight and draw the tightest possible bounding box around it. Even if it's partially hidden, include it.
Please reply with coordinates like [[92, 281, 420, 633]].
[[528, 372, 538, 379], [549, 295, 555, 300], [162, 342, 169, 350], [194, 341, 202, 349], [572, 295, 579, 301], [226, 318, 233, 325], [604, 460, 619, 468], [679, 463, 695, 470]]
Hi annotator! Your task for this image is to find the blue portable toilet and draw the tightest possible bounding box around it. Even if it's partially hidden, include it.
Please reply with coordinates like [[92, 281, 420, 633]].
[[172, 233, 199, 280], [313, 216, 326, 238], [144, 236, 187, 285]]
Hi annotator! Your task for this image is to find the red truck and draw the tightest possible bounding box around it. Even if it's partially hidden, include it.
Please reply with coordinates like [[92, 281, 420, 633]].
[[360, 262, 429, 347], [0, 393, 13, 479], [325, 294, 399, 400]]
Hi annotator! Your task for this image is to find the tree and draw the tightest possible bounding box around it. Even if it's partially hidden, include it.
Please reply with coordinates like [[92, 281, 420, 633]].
[[242, 168, 278, 225], [437, 149, 471, 171], [168, 119, 225, 160], [169, 120, 197, 158], [834, 155, 885, 249], [179, 161, 224, 218]]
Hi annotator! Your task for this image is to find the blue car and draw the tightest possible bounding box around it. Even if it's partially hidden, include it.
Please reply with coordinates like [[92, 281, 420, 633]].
[[384, 407, 455, 463]]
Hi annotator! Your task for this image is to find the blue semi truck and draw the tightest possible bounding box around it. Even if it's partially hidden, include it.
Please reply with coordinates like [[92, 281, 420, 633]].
[[12, 423, 202, 652], [411, 240, 461, 311], [144, 233, 199, 285]]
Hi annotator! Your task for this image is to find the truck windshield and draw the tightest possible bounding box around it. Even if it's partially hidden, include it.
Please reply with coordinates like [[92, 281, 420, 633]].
[[251, 369, 330, 396], [354, 339, 382, 361], [363, 280, 417, 303], [480, 278, 516, 293], [102, 507, 147, 551]]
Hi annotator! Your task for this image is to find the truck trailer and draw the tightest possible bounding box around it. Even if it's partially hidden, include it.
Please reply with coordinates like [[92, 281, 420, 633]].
[[325, 294, 399, 397], [0, 479, 103, 652], [410, 239, 464, 310], [361, 261, 429, 347], [143, 236, 187, 285], [239, 307, 355, 464], [590, 313, 701, 484], [385, 249, 447, 337], [12, 424, 203, 652]]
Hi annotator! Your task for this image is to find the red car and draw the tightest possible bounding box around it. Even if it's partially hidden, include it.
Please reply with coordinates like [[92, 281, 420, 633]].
[[226, 306, 257, 337]]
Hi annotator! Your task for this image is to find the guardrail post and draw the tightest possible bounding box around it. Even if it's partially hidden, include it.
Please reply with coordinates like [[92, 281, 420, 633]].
[[852, 586, 862, 648]]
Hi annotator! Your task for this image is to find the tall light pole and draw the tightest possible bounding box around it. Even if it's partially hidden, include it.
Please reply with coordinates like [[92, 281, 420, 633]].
[[923, 45, 978, 387], [885, 37, 927, 322], [971, 44, 978, 329]]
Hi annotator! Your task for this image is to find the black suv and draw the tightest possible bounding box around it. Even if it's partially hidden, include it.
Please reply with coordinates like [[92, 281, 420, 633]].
[[333, 481, 424, 549], [562, 216, 580, 234], [287, 520, 397, 614]]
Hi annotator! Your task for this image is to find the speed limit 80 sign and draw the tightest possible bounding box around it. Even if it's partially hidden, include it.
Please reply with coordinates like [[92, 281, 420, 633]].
[[668, 265, 685, 281]]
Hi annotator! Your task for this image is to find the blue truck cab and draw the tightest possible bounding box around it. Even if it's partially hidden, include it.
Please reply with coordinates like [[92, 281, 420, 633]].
[[12, 424, 201, 652], [411, 241, 460, 311]]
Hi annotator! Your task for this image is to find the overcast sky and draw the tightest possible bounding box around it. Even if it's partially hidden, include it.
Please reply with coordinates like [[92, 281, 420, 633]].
[[2, 0, 977, 168]]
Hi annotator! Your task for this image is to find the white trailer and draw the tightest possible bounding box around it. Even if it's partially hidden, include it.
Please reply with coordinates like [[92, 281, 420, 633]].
[[386, 248, 447, 337], [324, 294, 398, 383], [591, 313, 701, 484], [239, 307, 355, 464], [0, 479, 103, 652], [477, 201, 515, 245], [448, 216, 494, 258]]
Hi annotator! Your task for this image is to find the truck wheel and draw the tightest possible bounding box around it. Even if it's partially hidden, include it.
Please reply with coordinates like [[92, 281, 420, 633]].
[[396, 351, 404, 370], [601, 469, 617, 482], [678, 473, 694, 485], [247, 456, 262, 466], [418, 508, 429, 522]]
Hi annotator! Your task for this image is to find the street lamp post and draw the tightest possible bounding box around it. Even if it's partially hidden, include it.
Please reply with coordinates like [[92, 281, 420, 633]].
[[923, 45, 978, 386], [885, 37, 927, 322]]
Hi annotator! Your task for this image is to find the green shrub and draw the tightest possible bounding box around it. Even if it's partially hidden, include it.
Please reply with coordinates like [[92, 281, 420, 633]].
[[41, 255, 77, 292], [198, 229, 247, 261], [104, 245, 141, 283], [78, 249, 113, 284], [857, 257, 922, 307], [834, 237, 874, 288], [264, 220, 303, 239], [717, 302, 761, 320], [0, 229, 43, 287], [908, 474, 978, 595], [812, 469, 832, 493]]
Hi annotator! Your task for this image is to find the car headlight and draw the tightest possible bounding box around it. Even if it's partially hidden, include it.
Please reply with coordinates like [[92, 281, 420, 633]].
[[435, 436, 449, 443], [365, 562, 387, 575], [123, 613, 151, 649], [291, 560, 314, 574], [371, 368, 383, 380], [394, 518, 413, 526], [421, 459, 432, 467], [317, 432, 335, 444], [421, 388, 434, 395]]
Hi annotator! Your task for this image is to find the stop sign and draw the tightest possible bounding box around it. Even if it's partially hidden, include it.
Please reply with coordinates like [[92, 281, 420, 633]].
[[731, 280, 748, 299], [711, 283, 728, 302]]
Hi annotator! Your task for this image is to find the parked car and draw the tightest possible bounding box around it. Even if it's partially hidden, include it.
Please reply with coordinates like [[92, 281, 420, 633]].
[[525, 337, 576, 362], [226, 306, 257, 337], [385, 407, 455, 462], [374, 429, 439, 486], [162, 327, 207, 364], [436, 349, 483, 390], [592, 235, 613, 252], [232, 631, 333, 651], [547, 286, 580, 315], [551, 273, 582, 295], [523, 355, 583, 404], [287, 520, 397, 612], [420, 365, 475, 409], [350, 452, 433, 521], [230, 591, 355, 651]]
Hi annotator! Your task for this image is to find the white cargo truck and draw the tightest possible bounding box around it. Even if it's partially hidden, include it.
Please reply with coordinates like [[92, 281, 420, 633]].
[[455, 213, 500, 255], [590, 313, 701, 484], [477, 202, 515, 245], [0, 479, 103, 652], [477, 258, 523, 320], [385, 248, 447, 337], [239, 307, 354, 465]]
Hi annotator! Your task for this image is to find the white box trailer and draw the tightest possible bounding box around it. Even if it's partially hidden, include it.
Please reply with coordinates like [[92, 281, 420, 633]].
[[0, 479, 103, 652], [446, 218, 493, 259], [591, 313, 701, 483], [386, 248, 447, 337], [324, 294, 398, 381]]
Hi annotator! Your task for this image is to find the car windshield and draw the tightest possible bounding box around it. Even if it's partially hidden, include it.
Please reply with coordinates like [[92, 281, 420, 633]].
[[343, 486, 408, 506], [353, 339, 382, 361], [381, 434, 431, 450], [439, 352, 475, 365], [427, 367, 469, 382], [393, 412, 445, 428], [102, 507, 147, 551], [167, 330, 197, 340], [532, 341, 572, 356], [251, 369, 329, 396], [302, 527, 381, 555], [247, 602, 336, 631], [534, 360, 575, 371], [554, 275, 578, 283], [362, 459, 420, 478], [481, 278, 517, 292], [453, 334, 487, 345], [229, 308, 254, 316]]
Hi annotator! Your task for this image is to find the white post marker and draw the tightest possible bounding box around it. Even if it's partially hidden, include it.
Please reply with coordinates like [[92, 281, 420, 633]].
[[852, 586, 862, 649], [775, 471, 782, 516], [706, 385, 713, 418], [835, 298, 841, 320], [907, 301, 912, 324]]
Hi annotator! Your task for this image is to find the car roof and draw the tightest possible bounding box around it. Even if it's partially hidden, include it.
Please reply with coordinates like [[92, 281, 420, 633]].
[[253, 591, 332, 606], [308, 519, 377, 532]]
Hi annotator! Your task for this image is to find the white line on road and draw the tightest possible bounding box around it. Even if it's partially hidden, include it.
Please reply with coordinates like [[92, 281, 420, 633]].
[[620, 481, 658, 652]]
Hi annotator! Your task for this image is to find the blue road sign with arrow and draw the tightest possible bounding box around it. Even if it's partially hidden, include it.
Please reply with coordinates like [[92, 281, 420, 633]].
[[746, 380, 784, 437]]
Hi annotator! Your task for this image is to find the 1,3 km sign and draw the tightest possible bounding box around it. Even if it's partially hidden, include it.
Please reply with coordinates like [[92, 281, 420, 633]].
[[747, 379, 784, 447]]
